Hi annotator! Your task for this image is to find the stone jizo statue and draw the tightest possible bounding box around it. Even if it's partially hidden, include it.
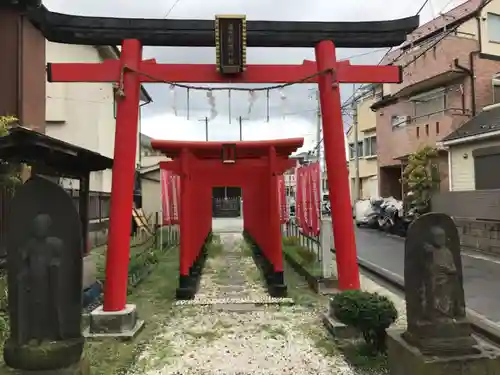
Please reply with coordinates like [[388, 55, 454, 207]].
[[403, 212, 478, 356], [3, 176, 84, 371], [17, 213, 64, 344]]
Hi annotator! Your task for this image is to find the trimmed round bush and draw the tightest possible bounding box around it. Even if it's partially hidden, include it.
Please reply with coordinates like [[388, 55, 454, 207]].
[[330, 290, 397, 352]]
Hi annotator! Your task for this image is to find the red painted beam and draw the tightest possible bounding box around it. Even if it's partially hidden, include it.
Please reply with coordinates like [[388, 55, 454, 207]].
[[47, 60, 402, 84], [302, 59, 402, 83]]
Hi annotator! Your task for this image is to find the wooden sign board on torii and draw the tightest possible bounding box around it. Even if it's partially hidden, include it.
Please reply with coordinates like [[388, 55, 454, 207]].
[[32, 6, 419, 314]]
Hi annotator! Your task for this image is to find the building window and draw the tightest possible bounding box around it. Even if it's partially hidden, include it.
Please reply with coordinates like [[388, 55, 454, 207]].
[[436, 121, 440, 134], [356, 141, 364, 158], [411, 88, 446, 118], [416, 126, 420, 138], [487, 13, 500, 43], [349, 141, 364, 159], [363, 136, 377, 157], [493, 74, 500, 104], [391, 115, 409, 128], [425, 124, 429, 135]]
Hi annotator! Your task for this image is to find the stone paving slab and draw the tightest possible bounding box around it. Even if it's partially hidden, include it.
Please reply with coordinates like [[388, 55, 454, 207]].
[[174, 297, 295, 306]]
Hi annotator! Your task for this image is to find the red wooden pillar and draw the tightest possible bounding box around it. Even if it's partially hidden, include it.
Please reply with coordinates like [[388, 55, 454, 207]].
[[103, 39, 143, 311], [315, 40, 360, 290], [268, 146, 283, 273], [180, 148, 192, 277]]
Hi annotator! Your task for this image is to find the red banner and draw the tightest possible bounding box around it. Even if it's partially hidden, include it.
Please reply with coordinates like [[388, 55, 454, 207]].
[[295, 162, 321, 236], [296, 167, 306, 231], [160, 169, 180, 225], [160, 169, 171, 225], [309, 162, 321, 236], [277, 175, 289, 223]]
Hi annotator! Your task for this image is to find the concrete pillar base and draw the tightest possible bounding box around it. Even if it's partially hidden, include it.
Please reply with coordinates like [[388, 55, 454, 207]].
[[83, 304, 144, 340]]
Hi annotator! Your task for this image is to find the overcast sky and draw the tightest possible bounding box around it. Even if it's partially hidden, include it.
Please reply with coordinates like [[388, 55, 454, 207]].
[[43, 0, 467, 152]]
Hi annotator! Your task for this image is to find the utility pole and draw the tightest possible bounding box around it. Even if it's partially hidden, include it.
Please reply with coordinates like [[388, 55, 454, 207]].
[[352, 84, 360, 202], [313, 89, 324, 220], [197, 117, 209, 141], [315, 90, 322, 163], [238, 116, 243, 141], [205, 117, 208, 141]]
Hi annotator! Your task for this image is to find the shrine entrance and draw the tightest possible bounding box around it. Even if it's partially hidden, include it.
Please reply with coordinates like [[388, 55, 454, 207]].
[[212, 187, 242, 218], [152, 138, 301, 298], [36, 4, 418, 334]]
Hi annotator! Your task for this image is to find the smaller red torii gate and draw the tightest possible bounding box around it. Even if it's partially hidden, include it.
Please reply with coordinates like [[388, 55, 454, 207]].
[[152, 138, 303, 298]]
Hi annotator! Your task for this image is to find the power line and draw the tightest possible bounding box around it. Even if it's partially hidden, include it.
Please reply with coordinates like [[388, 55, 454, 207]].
[[339, 48, 390, 62], [309, 0, 481, 154], [163, 0, 182, 19]]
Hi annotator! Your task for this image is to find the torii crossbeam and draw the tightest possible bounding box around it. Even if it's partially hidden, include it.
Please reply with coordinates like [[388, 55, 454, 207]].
[[47, 39, 402, 312]]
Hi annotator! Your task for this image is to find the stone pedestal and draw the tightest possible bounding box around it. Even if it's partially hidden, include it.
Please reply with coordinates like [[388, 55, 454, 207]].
[[387, 328, 500, 375], [83, 304, 144, 340], [3, 337, 84, 371], [5, 358, 90, 375]]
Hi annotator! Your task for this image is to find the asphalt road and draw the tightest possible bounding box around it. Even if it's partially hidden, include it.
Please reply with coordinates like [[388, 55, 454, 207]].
[[355, 228, 500, 323]]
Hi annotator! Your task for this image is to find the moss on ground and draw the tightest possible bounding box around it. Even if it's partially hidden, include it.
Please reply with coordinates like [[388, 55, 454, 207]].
[[206, 235, 223, 258], [282, 253, 388, 374], [80, 246, 180, 375], [282, 237, 322, 278], [0, 245, 179, 374]]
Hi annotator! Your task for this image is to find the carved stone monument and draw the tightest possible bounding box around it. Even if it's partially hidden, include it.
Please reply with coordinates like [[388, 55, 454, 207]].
[[3, 176, 85, 372], [387, 212, 500, 375]]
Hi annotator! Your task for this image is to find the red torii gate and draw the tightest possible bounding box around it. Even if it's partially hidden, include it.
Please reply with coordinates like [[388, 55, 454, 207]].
[[47, 38, 402, 313], [152, 139, 302, 298]]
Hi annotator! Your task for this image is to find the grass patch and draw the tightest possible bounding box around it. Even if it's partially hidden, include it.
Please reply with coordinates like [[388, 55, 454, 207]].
[[213, 266, 230, 282], [245, 265, 261, 283], [338, 340, 389, 373], [81, 246, 180, 375], [283, 258, 327, 308], [184, 328, 222, 342], [238, 240, 253, 257], [282, 238, 322, 278], [206, 235, 223, 258], [260, 323, 287, 339], [0, 271, 8, 358]]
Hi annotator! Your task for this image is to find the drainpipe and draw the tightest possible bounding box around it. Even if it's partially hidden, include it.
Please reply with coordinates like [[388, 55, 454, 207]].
[[453, 13, 483, 117], [454, 57, 476, 116]]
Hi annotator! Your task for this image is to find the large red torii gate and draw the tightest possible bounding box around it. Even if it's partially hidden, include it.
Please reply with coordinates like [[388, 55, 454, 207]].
[[47, 39, 402, 313], [152, 139, 302, 298]]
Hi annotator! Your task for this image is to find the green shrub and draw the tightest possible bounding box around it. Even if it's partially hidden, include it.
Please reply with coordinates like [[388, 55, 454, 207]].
[[331, 290, 397, 352], [127, 245, 162, 291], [283, 236, 300, 247]]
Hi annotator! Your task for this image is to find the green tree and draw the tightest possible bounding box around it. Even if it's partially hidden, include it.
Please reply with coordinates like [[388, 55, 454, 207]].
[[401, 145, 441, 213], [0, 116, 26, 187]]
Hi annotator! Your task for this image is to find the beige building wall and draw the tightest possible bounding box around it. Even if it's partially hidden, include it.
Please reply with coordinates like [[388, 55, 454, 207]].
[[479, 0, 500, 56], [347, 90, 379, 199], [45, 41, 142, 192], [448, 137, 500, 191]]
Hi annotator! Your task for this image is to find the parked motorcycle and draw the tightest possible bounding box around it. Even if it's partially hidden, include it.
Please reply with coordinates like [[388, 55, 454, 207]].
[[354, 197, 383, 228], [322, 201, 331, 216]]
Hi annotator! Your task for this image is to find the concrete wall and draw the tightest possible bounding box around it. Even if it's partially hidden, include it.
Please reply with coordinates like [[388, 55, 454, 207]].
[[455, 217, 500, 256], [141, 170, 161, 219]]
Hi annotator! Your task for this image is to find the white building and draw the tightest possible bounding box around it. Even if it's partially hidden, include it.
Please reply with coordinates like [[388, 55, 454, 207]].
[[45, 42, 152, 192]]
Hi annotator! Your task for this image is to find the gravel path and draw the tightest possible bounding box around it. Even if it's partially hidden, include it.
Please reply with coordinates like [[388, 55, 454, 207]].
[[128, 232, 359, 375]]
